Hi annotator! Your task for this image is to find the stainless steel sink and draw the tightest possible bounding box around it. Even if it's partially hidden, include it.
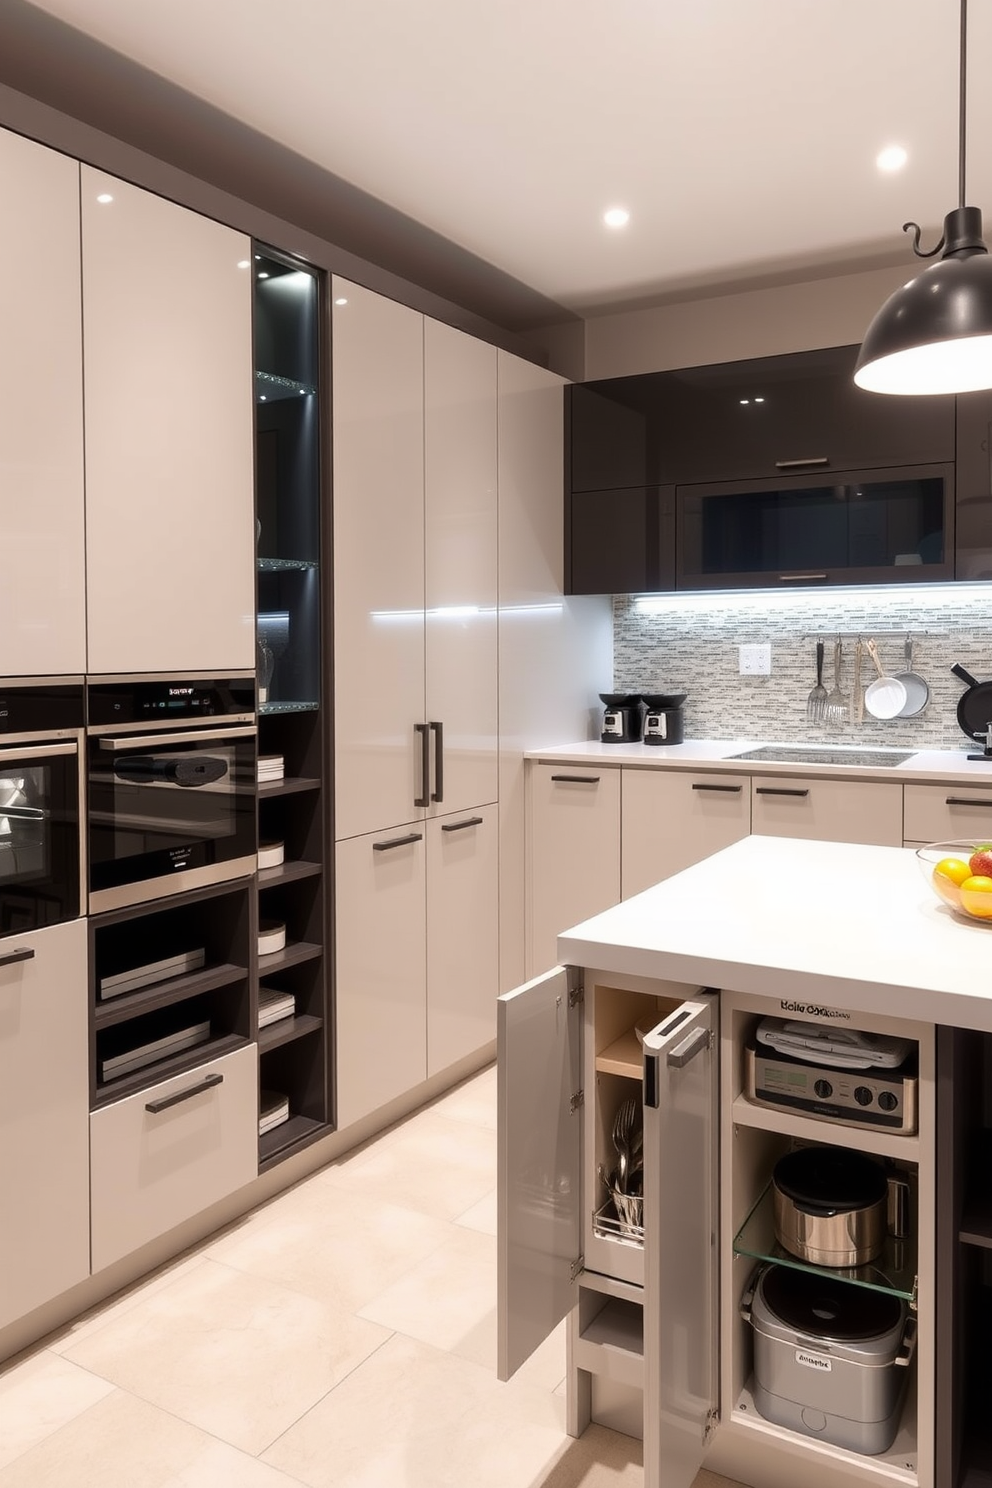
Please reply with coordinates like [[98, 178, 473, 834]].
[[729, 745, 916, 767]]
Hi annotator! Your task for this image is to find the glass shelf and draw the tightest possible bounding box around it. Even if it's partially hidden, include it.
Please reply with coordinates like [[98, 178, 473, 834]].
[[257, 557, 319, 572], [259, 700, 319, 715], [255, 369, 316, 402], [734, 1182, 918, 1304]]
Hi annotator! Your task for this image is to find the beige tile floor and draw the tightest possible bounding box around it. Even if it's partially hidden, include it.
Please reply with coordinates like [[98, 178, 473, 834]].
[[0, 1064, 745, 1488]]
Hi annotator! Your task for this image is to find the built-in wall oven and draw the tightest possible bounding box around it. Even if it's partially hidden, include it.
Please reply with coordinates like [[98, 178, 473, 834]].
[[87, 674, 257, 913], [0, 677, 84, 937]]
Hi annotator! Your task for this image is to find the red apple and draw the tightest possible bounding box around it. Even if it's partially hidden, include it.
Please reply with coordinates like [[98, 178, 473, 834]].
[[969, 844, 992, 877]]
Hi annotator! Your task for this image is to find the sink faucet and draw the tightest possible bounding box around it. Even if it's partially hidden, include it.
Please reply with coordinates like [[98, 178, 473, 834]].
[[968, 723, 992, 760]]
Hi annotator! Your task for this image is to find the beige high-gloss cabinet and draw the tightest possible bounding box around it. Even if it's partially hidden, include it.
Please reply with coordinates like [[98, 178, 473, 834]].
[[0, 920, 90, 1329], [621, 768, 751, 898], [90, 1043, 258, 1273], [333, 283, 498, 840], [81, 167, 255, 675], [426, 804, 499, 1077], [528, 763, 621, 977], [750, 774, 903, 846], [334, 825, 428, 1129], [903, 781, 992, 845], [0, 130, 85, 677]]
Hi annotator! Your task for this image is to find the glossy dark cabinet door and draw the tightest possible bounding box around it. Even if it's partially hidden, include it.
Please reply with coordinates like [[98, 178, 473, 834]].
[[955, 389, 992, 581], [568, 486, 675, 595], [569, 345, 956, 492], [677, 465, 954, 590]]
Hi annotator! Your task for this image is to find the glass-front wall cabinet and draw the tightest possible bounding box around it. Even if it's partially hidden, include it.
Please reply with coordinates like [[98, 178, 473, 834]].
[[253, 246, 330, 1168]]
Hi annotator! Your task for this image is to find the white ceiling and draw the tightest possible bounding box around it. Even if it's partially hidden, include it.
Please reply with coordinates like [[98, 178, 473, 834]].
[[21, 0, 992, 317]]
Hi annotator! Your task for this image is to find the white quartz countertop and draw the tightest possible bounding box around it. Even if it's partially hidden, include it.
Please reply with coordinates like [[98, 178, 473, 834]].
[[525, 737, 992, 784], [556, 835, 992, 1032]]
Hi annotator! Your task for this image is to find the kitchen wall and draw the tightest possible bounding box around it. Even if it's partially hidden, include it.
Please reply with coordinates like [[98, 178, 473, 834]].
[[612, 583, 992, 752]]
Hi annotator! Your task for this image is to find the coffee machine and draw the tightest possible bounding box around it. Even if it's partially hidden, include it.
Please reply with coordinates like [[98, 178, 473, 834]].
[[641, 692, 687, 745], [599, 694, 643, 743]]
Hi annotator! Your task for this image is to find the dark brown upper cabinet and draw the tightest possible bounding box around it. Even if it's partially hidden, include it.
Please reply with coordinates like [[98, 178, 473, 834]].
[[954, 388, 992, 582]]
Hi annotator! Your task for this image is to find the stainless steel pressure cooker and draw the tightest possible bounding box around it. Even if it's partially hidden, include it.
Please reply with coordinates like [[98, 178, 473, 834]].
[[772, 1147, 907, 1269]]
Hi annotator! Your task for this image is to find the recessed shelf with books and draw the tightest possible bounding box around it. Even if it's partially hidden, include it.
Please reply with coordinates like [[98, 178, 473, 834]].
[[253, 242, 332, 1164]]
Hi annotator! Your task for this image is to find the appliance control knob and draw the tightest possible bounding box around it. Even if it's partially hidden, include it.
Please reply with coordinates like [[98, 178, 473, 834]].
[[877, 1091, 899, 1112], [813, 1079, 833, 1099], [854, 1085, 874, 1106]]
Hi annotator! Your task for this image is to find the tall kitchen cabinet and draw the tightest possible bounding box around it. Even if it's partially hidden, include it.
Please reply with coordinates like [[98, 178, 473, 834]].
[[253, 247, 331, 1167], [333, 280, 499, 1128], [0, 128, 85, 677], [80, 166, 256, 675]]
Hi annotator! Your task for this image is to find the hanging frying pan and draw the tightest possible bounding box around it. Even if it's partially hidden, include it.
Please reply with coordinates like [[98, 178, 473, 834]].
[[951, 663, 992, 743]]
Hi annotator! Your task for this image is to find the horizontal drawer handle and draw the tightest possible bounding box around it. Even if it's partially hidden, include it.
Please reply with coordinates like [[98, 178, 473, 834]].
[[372, 832, 423, 852], [755, 787, 810, 798], [0, 946, 35, 968], [145, 1071, 223, 1114], [550, 774, 600, 784], [691, 783, 742, 793], [441, 816, 484, 833], [778, 573, 827, 583], [945, 796, 992, 808], [774, 457, 829, 469]]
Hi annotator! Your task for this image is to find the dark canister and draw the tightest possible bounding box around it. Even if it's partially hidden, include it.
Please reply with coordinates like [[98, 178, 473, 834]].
[[641, 692, 687, 746], [599, 694, 643, 743]]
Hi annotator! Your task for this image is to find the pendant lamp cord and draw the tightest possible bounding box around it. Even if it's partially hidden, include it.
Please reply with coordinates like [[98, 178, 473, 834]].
[[959, 0, 968, 211]]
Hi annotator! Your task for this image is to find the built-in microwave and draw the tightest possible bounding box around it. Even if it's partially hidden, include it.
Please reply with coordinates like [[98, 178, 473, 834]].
[[0, 677, 84, 937], [86, 674, 257, 914]]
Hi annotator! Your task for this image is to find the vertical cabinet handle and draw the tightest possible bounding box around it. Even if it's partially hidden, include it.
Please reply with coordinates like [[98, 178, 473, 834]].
[[430, 720, 444, 803], [0, 946, 35, 968], [414, 722, 430, 808]]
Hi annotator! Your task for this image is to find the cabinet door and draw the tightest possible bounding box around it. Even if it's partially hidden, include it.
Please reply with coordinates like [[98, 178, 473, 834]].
[[0, 920, 90, 1329], [426, 806, 498, 1077], [621, 769, 750, 898], [955, 389, 992, 580], [641, 997, 719, 1488], [751, 774, 903, 845], [568, 486, 675, 596], [90, 1043, 258, 1273], [497, 965, 582, 1380], [81, 167, 255, 674], [334, 825, 426, 1129], [0, 131, 85, 677], [333, 280, 426, 840], [424, 319, 498, 814], [904, 781, 992, 844], [528, 764, 621, 978]]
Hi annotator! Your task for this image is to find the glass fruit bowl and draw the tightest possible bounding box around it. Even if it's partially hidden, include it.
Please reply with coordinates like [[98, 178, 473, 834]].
[[916, 840, 992, 923]]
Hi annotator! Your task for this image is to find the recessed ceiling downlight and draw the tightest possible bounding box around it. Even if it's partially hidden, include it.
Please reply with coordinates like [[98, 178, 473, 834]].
[[876, 145, 908, 173], [603, 207, 630, 229]]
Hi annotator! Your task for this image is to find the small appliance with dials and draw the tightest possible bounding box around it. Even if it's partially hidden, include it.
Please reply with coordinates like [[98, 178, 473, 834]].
[[599, 693, 643, 743], [744, 1017, 918, 1135], [640, 691, 687, 745]]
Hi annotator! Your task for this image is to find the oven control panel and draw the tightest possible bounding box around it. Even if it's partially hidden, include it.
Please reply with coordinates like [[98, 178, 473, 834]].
[[88, 677, 254, 727]]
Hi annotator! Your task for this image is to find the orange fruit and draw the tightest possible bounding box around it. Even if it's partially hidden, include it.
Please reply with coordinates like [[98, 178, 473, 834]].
[[935, 857, 972, 886], [959, 875, 992, 919], [932, 868, 964, 909]]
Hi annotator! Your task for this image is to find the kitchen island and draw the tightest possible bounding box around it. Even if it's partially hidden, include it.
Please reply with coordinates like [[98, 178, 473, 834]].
[[499, 836, 988, 1488]]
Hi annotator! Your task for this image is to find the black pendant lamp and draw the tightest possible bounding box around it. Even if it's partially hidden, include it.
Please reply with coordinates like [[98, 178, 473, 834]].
[[855, 0, 992, 395]]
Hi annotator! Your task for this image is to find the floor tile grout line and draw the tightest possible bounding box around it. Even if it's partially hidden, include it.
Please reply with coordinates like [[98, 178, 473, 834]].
[[254, 1328, 400, 1462]]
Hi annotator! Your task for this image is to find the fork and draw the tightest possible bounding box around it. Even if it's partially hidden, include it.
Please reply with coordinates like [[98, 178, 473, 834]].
[[824, 639, 847, 723], [612, 1097, 638, 1194], [806, 639, 827, 722]]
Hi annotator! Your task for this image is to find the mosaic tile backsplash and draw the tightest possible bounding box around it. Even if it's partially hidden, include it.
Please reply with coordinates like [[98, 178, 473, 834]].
[[612, 584, 992, 753]]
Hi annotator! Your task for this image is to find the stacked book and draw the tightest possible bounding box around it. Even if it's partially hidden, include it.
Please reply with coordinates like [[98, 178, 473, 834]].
[[258, 986, 296, 1029], [100, 1020, 211, 1082], [257, 754, 285, 784], [99, 947, 206, 1001], [259, 1089, 290, 1136]]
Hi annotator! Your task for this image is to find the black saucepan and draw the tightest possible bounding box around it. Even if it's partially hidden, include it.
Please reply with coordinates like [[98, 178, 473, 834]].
[[951, 663, 992, 742]]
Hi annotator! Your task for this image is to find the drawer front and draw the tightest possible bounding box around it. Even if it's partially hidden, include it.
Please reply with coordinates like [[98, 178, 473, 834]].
[[904, 782, 992, 844], [751, 776, 903, 846], [90, 1044, 258, 1273], [621, 769, 750, 898]]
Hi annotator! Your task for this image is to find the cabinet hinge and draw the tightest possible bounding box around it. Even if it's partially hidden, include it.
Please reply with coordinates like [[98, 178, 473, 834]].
[[570, 1255, 584, 1282], [568, 982, 584, 1008], [570, 1089, 584, 1113], [704, 1407, 719, 1443]]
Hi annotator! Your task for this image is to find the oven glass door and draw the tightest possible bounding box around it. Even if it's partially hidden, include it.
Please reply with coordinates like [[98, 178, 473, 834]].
[[88, 727, 256, 902], [0, 741, 80, 935]]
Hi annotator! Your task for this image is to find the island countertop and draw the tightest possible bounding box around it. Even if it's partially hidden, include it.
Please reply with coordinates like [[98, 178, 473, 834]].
[[556, 835, 992, 1032]]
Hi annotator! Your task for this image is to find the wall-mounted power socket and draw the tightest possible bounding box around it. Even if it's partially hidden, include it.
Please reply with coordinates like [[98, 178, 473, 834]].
[[739, 643, 772, 676]]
